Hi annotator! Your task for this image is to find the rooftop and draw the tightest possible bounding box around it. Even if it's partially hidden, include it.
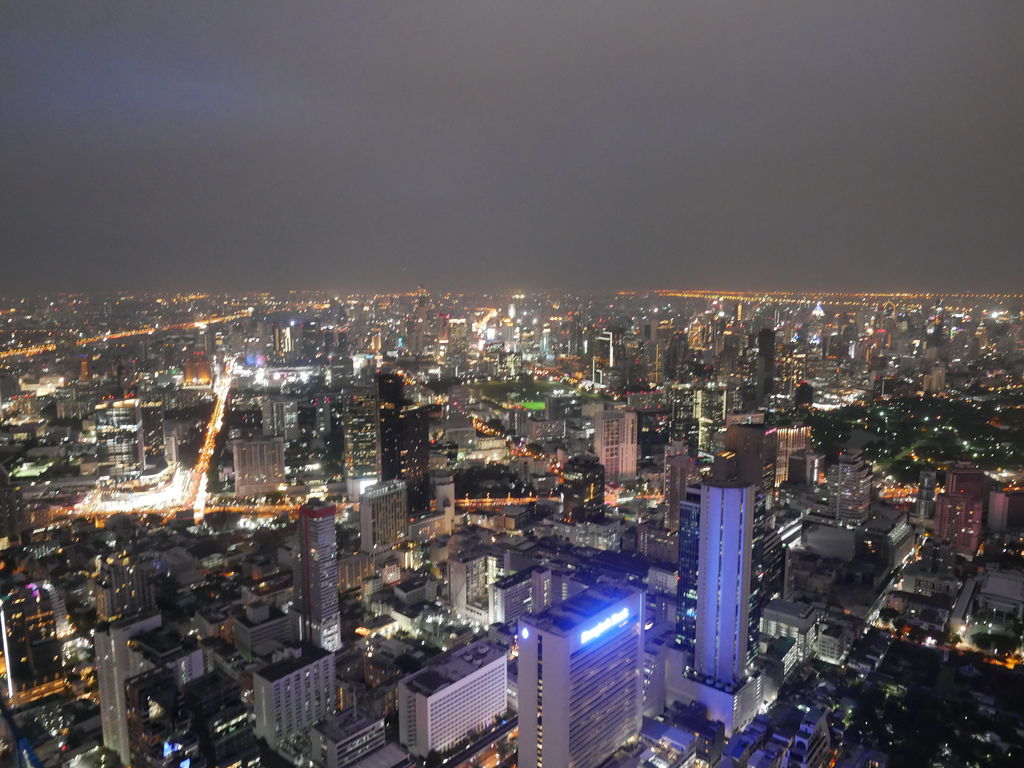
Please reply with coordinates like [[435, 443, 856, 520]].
[[402, 639, 505, 697]]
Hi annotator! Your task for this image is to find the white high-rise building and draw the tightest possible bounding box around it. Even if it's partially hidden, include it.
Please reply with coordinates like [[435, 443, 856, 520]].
[[94, 399, 145, 477], [398, 639, 507, 758], [828, 449, 871, 526], [518, 584, 643, 768], [359, 479, 408, 553], [254, 647, 336, 750], [292, 500, 342, 651], [594, 408, 638, 481], [694, 482, 755, 687], [96, 612, 163, 764]]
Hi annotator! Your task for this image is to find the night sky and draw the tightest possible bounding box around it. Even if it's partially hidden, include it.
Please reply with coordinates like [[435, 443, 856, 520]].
[[2, 2, 1023, 295]]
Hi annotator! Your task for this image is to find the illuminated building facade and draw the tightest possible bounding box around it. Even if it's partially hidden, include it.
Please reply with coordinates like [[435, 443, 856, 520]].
[[292, 500, 342, 651], [518, 584, 643, 768]]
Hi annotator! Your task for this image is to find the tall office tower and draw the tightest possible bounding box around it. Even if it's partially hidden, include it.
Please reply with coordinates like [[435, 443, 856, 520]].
[[518, 585, 643, 768], [398, 640, 508, 758], [231, 436, 286, 497], [95, 398, 146, 476], [292, 500, 342, 652], [695, 384, 729, 453], [664, 442, 696, 532], [398, 404, 430, 510], [754, 328, 776, 404], [694, 483, 755, 687], [375, 373, 430, 510], [667, 382, 699, 445], [0, 583, 64, 706], [0, 465, 24, 548], [313, 393, 335, 437], [560, 454, 605, 522], [945, 461, 987, 500], [184, 672, 261, 768], [95, 554, 155, 622], [124, 667, 203, 768], [827, 450, 872, 525], [254, 648, 337, 752], [594, 408, 638, 481], [342, 387, 378, 496], [773, 424, 811, 487], [97, 613, 163, 763], [359, 479, 408, 553], [375, 372, 405, 481], [262, 396, 300, 441], [915, 470, 937, 521], [676, 484, 704, 654]]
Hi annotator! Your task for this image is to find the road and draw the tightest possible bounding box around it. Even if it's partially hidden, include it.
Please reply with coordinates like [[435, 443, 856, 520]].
[[188, 360, 235, 523]]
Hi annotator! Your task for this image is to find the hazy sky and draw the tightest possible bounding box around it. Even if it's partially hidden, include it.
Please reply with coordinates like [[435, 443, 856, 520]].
[[2, 2, 1023, 295]]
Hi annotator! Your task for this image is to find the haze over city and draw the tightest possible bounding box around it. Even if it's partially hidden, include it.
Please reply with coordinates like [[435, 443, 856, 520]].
[[3, 1, 1024, 294]]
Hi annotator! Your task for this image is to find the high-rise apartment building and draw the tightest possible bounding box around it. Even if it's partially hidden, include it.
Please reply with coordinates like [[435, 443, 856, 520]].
[[663, 442, 696, 533], [773, 424, 811, 487], [359, 479, 408, 554], [594, 408, 638, 481], [828, 450, 871, 525], [254, 648, 337, 751], [292, 500, 342, 651], [518, 584, 643, 768]]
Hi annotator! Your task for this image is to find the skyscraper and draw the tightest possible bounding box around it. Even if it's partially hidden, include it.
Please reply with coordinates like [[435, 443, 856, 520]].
[[95, 554, 155, 622], [694, 482, 755, 687], [292, 500, 342, 652], [359, 479, 408, 553], [95, 398, 146, 477], [518, 584, 643, 768], [375, 372, 430, 510], [594, 408, 638, 481], [342, 387, 378, 497], [828, 450, 872, 525]]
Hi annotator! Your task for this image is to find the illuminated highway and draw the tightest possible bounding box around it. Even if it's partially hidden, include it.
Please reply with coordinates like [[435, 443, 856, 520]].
[[189, 360, 236, 523], [0, 310, 251, 360]]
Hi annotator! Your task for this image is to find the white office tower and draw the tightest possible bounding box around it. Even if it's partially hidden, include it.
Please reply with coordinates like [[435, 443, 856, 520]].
[[254, 647, 336, 751], [96, 612, 162, 764], [518, 584, 643, 768], [292, 500, 342, 652], [262, 395, 300, 441], [398, 639, 507, 758], [359, 479, 408, 553], [594, 408, 638, 481]]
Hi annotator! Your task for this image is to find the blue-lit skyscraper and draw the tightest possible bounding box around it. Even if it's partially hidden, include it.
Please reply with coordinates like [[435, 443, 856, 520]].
[[675, 484, 703, 656]]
